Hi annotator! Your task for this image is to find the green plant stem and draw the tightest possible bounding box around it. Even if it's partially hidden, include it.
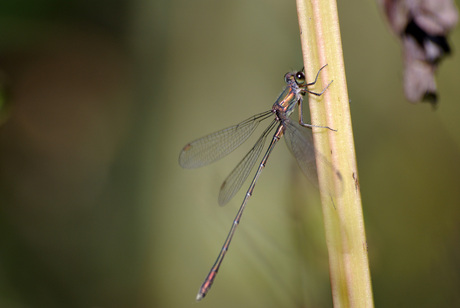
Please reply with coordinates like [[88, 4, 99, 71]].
[[295, 0, 374, 307]]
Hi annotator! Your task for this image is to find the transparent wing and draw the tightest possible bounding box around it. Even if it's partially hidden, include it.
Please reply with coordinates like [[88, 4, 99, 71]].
[[179, 111, 272, 169], [284, 120, 318, 186], [284, 120, 342, 195], [218, 120, 278, 206]]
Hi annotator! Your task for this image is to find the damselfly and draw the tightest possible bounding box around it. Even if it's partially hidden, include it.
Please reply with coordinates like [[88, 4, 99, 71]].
[[179, 65, 339, 300]]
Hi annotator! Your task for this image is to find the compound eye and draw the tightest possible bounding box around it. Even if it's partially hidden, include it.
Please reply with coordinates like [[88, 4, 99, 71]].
[[295, 72, 305, 85], [284, 73, 290, 83]]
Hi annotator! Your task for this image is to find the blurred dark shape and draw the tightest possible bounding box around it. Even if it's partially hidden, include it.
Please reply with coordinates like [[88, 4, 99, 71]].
[[0, 70, 11, 125], [379, 0, 458, 105], [0, 27, 138, 308]]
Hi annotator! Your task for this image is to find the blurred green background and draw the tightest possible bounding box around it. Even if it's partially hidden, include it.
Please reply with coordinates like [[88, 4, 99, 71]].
[[0, 0, 459, 307]]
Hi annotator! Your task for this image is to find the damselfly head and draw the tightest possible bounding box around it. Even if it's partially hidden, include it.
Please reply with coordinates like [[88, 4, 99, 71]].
[[284, 70, 305, 85]]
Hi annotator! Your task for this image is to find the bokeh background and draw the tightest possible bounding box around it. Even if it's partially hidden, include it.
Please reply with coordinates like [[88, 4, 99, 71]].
[[0, 1, 459, 307]]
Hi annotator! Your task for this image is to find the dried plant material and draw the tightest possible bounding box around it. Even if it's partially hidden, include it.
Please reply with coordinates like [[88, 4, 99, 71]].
[[379, 0, 459, 104]]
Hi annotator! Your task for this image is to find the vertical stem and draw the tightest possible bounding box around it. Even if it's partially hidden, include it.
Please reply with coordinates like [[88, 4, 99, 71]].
[[295, 0, 374, 307]]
